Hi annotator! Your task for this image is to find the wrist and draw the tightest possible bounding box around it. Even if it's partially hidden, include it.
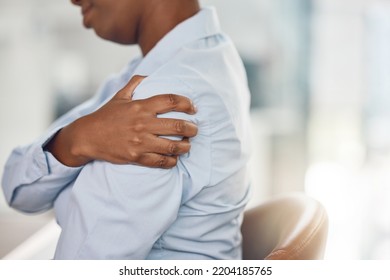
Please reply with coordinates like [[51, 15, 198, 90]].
[[65, 117, 93, 166], [45, 119, 92, 167]]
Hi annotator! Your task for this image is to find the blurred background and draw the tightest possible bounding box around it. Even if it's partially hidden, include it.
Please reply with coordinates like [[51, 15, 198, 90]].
[[1, 0, 390, 259]]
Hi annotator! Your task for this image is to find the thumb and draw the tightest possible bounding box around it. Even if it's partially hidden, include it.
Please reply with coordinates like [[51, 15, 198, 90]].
[[115, 75, 146, 100]]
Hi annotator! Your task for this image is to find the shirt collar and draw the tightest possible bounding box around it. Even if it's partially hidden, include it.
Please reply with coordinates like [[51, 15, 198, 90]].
[[133, 7, 221, 76]]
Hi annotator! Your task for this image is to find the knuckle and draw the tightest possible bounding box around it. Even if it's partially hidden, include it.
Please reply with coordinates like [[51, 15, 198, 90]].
[[133, 122, 145, 132], [175, 121, 186, 133], [168, 142, 179, 155], [130, 101, 143, 113], [131, 136, 142, 145], [167, 94, 179, 106], [157, 156, 168, 168], [129, 151, 140, 162]]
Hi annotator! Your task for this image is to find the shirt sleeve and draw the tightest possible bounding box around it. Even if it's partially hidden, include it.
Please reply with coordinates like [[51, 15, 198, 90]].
[[1, 76, 121, 213], [1, 140, 83, 213], [53, 161, 186, 259], [53, 78, 203, 259]]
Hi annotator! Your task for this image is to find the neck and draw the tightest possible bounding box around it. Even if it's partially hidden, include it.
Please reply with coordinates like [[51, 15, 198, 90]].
[[137, 0, 200, 56]]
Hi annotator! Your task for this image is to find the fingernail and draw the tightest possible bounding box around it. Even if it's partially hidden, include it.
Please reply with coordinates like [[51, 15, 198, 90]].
[[192, 103, 198, 113]]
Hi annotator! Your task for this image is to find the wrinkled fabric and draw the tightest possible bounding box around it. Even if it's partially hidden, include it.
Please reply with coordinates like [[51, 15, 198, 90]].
[[2, 7, 252, 260]]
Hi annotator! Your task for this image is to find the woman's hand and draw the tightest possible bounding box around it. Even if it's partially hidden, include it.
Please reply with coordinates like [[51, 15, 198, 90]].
[[45, 76, 198, 168]]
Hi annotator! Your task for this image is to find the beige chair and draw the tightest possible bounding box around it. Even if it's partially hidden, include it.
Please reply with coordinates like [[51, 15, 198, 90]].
[[241, 193, 328, 260]]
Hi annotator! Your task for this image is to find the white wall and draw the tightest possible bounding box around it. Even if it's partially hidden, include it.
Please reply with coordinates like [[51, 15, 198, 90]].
[[0, 3, 55, 211], [307, 0, 390, 259]]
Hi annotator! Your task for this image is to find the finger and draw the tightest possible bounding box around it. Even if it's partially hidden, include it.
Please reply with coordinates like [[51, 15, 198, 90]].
[[147, 118, 198, 138], [144, 94, 197, 115], [137, 153, 178, 169], [116, 75, 146, 99], [146, 136, 191, 155]]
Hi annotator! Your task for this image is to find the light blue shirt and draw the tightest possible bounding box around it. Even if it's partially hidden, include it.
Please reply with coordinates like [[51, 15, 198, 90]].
[[2, 7, 252, 260]]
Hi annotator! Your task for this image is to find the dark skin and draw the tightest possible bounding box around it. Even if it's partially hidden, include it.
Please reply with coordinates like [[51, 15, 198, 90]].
[[46, 0, 200, 168]]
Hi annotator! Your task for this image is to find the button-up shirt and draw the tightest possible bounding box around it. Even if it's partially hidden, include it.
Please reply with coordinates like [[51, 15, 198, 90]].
[[2, 7, 252, 259]]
